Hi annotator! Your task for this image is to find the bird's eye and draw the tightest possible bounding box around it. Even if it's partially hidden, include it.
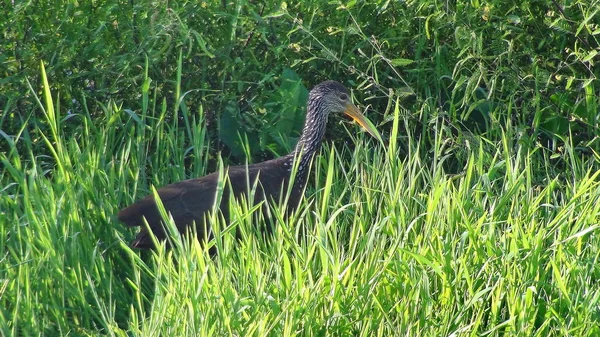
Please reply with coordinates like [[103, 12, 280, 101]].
[[339, 93, 348, 101]]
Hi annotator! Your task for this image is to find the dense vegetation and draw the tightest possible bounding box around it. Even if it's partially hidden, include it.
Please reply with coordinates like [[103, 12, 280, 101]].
[[1, 0, 599, 336]]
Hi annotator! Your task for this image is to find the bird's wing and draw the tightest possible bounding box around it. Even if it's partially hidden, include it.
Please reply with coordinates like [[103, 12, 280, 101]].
[[119, 161, 289, 247], [118, 173, 220, 234], [225, 162, 289, 205]]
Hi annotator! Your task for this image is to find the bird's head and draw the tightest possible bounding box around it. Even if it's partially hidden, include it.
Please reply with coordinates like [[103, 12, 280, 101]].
[[309, 80, 383, 143]]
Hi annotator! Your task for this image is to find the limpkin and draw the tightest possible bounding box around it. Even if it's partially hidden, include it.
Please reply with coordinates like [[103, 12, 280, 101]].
[[118, 80, 381, 249]]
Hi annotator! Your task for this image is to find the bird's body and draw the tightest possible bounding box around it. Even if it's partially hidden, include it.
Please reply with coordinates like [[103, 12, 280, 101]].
[[119, 154, 302, 248], [118, 81, 381, 249]]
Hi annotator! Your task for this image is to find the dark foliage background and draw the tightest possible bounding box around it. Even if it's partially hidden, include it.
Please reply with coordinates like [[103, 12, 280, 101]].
[[1, 0, 599, 165]]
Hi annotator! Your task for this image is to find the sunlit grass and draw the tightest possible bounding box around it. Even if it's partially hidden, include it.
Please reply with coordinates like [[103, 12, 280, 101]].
[[1, 62, 600, 336]]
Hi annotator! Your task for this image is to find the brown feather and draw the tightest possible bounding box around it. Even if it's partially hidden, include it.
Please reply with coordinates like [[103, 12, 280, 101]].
[[117, 156, 297, 248]]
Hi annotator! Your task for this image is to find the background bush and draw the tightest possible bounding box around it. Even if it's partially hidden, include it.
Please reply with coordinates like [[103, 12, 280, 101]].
[[3, 0, 598, 163]]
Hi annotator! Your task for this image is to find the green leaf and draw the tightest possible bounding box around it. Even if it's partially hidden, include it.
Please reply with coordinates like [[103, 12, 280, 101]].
[[219, 102, 247, 159], [266, 68, 308, 153], [390, 58, 414, 66]]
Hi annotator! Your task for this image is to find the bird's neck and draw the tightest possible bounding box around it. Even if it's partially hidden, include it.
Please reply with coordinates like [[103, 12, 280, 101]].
[[292, 97, 328, 166], [283, 97, 328, 191]]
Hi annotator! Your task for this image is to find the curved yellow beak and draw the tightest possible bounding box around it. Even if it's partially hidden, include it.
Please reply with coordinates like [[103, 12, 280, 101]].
[[344, 102, 384, 144]]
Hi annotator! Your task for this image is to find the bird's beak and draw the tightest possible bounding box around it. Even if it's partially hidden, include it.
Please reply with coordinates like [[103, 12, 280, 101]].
[[344, 102, 384, 144]]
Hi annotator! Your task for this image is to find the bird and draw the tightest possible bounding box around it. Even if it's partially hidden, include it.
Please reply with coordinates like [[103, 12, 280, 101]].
[[118, 80, 382, 249]]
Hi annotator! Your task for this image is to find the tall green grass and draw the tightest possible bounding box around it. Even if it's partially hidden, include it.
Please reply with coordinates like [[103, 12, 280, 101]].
[[1, 62, 600, 336]]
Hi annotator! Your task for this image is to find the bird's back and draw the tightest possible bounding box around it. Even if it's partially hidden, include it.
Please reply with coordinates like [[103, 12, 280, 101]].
[[118, 156, 295, 248]]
